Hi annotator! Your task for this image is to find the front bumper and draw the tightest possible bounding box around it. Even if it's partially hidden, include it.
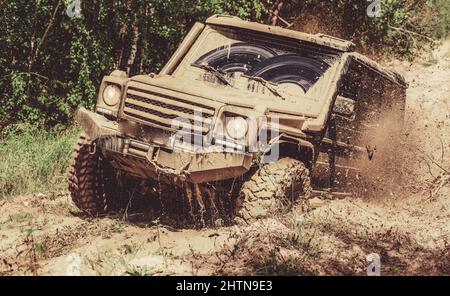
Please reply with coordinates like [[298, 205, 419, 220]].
[[75, 108, 254, 183]]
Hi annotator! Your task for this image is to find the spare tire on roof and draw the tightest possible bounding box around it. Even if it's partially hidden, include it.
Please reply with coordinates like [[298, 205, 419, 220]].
[[194, 42, 277, 74], [246, 54, 331, 92]]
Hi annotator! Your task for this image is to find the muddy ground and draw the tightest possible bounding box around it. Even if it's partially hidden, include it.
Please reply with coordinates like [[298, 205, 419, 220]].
[[1, 41, 449, 276]]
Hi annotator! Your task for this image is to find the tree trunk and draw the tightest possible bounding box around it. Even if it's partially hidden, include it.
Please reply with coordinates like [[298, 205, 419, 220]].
[[266, 0, 284, 26], [28, 1, 61, 72], [115, 25, 126, 69], [126, 22, 139, 75]]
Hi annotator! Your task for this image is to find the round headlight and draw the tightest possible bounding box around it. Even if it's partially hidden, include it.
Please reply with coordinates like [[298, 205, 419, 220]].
[[102, 84, 121, 106], [226, 117, 248, 140]]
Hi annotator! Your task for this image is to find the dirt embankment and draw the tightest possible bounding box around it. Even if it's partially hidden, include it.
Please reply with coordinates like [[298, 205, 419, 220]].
[[0, 41, 449, 276]]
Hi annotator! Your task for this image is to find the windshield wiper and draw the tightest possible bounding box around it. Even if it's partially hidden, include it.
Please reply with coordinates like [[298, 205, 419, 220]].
[[245, 75, 287, 100], [194, 64, 232, 86]]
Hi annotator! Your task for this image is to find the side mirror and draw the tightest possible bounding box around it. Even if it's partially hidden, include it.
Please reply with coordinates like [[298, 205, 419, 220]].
[[333, 95, 355, 118]]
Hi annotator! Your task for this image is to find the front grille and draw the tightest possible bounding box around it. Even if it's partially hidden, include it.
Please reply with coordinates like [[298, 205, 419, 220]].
[[123, 86, 216, 135]]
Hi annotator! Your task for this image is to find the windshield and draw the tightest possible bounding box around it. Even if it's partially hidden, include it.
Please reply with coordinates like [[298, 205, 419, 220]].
[[174, 25, 340, 98]]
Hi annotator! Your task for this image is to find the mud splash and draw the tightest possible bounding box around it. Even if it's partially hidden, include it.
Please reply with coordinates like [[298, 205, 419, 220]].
[[1, 41, 449, 276]]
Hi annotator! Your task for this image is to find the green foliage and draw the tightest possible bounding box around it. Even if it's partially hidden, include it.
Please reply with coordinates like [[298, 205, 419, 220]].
[[0, 0, 270, 128], [0, 124, 79, 197], [283, 0, 448, 58], [428, 0, 450, 38], [0, 0, 446, 129], [125, 265, 152, 276]]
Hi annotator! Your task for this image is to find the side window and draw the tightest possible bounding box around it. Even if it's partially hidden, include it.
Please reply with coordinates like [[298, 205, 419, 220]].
[[333, 57, 387, 146]]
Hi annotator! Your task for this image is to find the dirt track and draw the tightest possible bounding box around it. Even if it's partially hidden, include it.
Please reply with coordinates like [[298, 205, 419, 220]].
[[0, 41, 449, 276]]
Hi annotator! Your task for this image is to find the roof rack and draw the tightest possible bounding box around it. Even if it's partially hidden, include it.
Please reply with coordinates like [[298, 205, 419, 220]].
[[206, 14, 355, 52]]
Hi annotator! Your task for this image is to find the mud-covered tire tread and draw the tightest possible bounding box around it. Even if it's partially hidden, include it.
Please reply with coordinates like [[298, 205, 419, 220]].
[[67, 132, 105, 215], [235, 157, 312, 223]]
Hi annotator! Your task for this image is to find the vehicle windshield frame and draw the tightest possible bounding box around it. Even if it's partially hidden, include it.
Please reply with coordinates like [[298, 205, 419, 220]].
[[173, 25, 342, 97]]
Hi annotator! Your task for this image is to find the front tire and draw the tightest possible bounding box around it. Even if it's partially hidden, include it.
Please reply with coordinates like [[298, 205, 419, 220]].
[[67, 132, 105, 214], [67, 132, 130, 215], [234, 157, 312, 224]]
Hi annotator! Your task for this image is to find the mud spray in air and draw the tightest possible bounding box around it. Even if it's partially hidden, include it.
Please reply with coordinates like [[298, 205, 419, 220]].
[[0, 42, 449, 275]]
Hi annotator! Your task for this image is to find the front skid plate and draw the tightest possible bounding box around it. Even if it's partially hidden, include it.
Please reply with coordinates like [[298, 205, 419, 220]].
[[98, 136, 253, 184]]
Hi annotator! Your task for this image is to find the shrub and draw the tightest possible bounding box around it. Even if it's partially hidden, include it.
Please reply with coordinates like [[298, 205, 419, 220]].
[[0, 0, 270, 128], [0, 125, 79, 198], [282, 0, 449, 58]]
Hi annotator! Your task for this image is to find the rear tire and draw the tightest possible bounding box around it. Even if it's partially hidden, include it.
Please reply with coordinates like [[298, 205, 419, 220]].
[[234, 157, 312, 224]]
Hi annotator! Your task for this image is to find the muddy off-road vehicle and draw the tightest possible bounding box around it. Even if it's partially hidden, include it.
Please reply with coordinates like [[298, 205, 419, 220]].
[[68, 15, 407, 226]]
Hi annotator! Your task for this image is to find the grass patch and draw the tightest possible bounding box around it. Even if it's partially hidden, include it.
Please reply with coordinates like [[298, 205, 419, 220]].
[[0, 124, 79, 198], [7, 212, 34, 224], [124, 265, 153, 276]]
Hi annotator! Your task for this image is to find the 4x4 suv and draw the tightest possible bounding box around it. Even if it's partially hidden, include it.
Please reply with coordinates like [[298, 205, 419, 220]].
[[68, 15, 407, 226]]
